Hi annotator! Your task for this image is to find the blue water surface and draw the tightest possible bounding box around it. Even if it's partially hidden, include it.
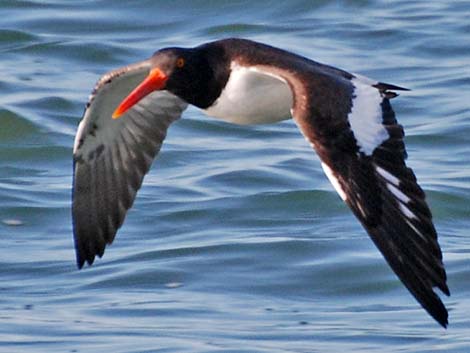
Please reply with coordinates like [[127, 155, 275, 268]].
[[0, 1, 469, 352]]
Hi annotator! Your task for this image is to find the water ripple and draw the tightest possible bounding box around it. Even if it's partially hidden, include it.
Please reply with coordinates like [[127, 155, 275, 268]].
[[0, 0, 469, 352]]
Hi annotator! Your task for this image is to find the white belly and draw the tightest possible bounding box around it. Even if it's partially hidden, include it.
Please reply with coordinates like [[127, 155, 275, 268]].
[[204, 64, 293, 125]]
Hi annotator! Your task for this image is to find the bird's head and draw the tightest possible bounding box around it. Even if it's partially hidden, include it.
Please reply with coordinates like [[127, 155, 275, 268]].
[[112, 45, 228, 119]]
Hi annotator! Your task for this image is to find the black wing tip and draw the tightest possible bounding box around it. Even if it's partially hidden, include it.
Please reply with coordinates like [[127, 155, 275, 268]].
[[421, 286, 450, 328], [75, 236, 109, 269], [441, 283, 451, 297], [435, 308, 449, 329], [374, 82, 411, 92], [437, 285, 450, 328], [75, 245, 109, 269], [76, 252, 95, 270], [76, 259, 86, 270]]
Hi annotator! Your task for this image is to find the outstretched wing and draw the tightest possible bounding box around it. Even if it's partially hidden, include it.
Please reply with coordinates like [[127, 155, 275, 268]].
[[72, 61, 188, 269], [292, 72, 449, 327]]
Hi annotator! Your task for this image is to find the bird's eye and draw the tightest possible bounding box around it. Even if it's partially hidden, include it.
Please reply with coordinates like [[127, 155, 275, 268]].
[[176, 58, 185, 68]]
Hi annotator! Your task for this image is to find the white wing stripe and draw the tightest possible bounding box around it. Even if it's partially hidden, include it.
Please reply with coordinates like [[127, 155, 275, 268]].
[[73, 119, 87, 152], [399, 203, 417, 220], [321, 162, 347, 201], [386, 183, 411, 204], [376, 166, 400, 186], [376, 165, 417, 219], [405, 218, 426, 240]]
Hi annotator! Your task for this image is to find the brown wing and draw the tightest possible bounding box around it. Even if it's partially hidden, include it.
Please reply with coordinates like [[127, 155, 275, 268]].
[[290, 71, 449, 327], [73, 62, 187, 268]]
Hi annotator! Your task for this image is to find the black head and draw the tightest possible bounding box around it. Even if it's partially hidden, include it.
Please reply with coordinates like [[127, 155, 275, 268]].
[[151, 45, 230, 108], [112, 43, 230, 118]]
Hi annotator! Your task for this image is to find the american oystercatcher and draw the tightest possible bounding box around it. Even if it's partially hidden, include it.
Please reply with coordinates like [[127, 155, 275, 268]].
[[72, 38, 449, 327]]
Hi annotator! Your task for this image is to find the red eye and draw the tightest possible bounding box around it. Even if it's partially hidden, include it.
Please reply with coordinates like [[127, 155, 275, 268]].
[[176, 58, 185, 68]]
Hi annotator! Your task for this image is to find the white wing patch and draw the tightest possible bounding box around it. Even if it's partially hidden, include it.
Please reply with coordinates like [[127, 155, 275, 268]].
[[348, 78, 389, 155]]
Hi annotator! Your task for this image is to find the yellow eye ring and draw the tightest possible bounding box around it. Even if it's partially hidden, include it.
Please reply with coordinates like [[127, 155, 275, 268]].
[[176, 58, 185, 68]]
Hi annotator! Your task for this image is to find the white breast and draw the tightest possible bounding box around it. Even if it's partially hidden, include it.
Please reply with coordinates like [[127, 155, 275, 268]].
[[204, 63, 293, 125]]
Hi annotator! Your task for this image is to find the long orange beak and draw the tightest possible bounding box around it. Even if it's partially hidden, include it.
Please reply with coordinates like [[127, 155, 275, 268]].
[[112, 68, 168, 119]]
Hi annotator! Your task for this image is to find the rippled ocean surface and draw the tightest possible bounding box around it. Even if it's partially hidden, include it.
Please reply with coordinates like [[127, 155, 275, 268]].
[[1, 1, 469, 352]]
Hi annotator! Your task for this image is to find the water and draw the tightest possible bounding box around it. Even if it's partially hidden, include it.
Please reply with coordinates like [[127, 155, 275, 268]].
[[1, 1, 469, 352]]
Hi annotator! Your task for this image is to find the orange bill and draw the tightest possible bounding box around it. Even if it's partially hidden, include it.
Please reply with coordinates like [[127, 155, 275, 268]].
[[112, 68, 168, 119]]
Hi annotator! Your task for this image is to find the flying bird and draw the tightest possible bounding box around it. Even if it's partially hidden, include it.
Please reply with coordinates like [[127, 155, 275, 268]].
[[72, 38, 449, 327]]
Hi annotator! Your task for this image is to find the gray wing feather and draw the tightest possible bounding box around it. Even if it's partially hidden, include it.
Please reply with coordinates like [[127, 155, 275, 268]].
[[73, 62, 187, 268]]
